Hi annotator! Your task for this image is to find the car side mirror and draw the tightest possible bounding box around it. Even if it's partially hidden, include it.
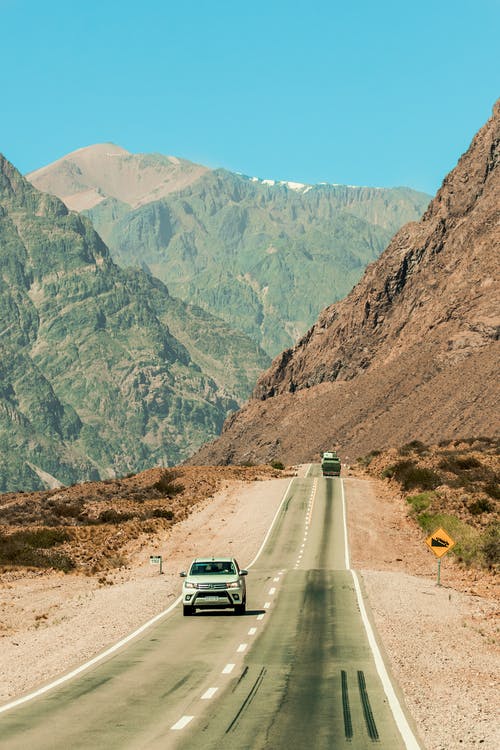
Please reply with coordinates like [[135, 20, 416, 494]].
[[180, 571, 187, 577], [239, 570, 248, 576]]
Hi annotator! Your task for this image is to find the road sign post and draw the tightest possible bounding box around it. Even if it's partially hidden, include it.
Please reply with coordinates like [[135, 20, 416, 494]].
[[425, 527, 455, 586], [149, 555, 163, 574]]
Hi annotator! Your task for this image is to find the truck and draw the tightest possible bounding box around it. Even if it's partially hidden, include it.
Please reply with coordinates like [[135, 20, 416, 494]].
[[321, 451, 341, 477]]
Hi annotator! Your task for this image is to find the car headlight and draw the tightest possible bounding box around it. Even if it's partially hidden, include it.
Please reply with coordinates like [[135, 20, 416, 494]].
[[226, 581, 239, 588], [184, 581, 197, 589]]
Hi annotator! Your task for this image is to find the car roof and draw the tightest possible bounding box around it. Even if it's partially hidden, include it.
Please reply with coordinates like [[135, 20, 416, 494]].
[[192, 556, 235, 563]]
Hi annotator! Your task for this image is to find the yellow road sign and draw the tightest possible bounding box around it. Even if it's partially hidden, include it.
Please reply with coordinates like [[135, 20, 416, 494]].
[[425, 527, 456, 558]]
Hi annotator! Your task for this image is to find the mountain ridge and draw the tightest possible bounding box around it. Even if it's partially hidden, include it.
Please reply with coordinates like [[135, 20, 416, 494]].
[[191, 100, 499, 465], [27, 148, 431, 357]]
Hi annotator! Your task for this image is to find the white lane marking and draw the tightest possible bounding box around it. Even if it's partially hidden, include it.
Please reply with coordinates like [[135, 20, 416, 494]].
[[171, 715, 194, 730], [351, 570, 421, 749], [0, 593, 183, 716], [222, 663, 235, 674], [273, 577, 280, 582], [340, 478, 350, 570], [257, 613, 265, 620], [248, 627, 257, 636], [269, 587, 276, 595], [237, 643, 247, 653], [264, 602, 271, 609], [201, 687, 218, 700], [341, 479, 421, 749], [305, 463, 313, 477], [246, 478, 295, 569]]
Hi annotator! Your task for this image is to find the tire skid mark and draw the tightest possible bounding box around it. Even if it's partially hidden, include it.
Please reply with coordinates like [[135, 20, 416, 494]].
[[225, 667, 267, 734], [358, 670, 380, 741], [341, 669, 353, 740]]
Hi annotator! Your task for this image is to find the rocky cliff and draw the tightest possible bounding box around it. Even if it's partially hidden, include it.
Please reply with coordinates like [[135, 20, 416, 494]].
[[192, 100, 500, 465]]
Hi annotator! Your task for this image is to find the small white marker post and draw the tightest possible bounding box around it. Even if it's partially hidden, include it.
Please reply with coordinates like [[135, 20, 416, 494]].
[[149, 555, 163, 574]]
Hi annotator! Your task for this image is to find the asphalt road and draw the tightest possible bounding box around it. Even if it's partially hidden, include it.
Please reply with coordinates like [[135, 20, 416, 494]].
[[0, 468, 421, 749]]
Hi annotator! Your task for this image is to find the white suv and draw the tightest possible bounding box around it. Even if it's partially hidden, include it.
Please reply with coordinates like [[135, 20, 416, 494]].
[[180, 557, 248, 616]]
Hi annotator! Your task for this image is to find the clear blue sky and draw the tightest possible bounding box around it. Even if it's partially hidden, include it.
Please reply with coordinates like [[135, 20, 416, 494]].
[[1, 0, 498, 194]]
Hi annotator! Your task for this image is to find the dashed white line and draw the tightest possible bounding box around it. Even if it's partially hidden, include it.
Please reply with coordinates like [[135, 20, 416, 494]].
[[222, 663, 235, 674], [171, 715, 194, 730], [273, 577, 280, 582], [201, 687, 218, 700], [269, 587, 276, 595], [248, 627, 257, 636], [264, 602, 271, 609], [237, 643, 247, 653], [257, 613, 265, 620]]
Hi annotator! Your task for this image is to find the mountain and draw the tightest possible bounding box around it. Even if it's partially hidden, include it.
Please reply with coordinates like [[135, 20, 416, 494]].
[[28, 146, 431, 356], [0, 155, 267, 492], [27, 144, 209, 211], [192, 100, 500, 466]]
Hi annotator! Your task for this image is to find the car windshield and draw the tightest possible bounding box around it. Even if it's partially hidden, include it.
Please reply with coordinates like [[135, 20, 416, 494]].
[[190, 561, 236, 575]]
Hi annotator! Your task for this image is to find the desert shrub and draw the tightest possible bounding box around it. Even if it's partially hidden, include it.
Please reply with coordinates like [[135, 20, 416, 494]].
[[358, 450, 381, 467], [399, 440, 428, 456], [0, 528, 74, 571], [439, 455, 482, 473], [483, 482, 500, 500], [150, 508, 174, 520], [271, 461, 285, 470], [152, 471, 184, 497], [481, 524, 499, 567], [468, 498, 493, 516], [97, 509, 135, 524], [406, 491, 435, 514], [382, 460, 441, 491], [48, 499, 84, 519]]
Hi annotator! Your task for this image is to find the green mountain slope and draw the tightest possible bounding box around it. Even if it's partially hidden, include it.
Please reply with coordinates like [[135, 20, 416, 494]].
[[0, 154, 266, 492], [28, 148, 431, 356]]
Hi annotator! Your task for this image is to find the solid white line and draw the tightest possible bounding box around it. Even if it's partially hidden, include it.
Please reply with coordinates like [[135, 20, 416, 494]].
[[304, 464, 313, 477], [269, 587, 276, 595], [171, 715, 194, 730], [248, 627, 257, 636], [351, 571, 421, 749], [201, 687, 218, 700], [237, 643, 247, 653], [246, 478, 295, 569], [340, 478, 350, 570], [341, 479, 420, 749], [222, 663, 235, 674], [0, 594, 183, 715]]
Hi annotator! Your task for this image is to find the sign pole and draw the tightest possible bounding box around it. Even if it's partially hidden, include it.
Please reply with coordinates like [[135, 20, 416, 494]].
[[437, 559, 441, 586], [160, 557, 163, 575]]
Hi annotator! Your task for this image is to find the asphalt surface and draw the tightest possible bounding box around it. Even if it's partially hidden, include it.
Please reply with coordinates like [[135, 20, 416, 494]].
[[0, 468, 420, 749]]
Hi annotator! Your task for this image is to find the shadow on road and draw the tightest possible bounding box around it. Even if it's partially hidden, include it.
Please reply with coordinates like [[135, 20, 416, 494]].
[[194, 609, 265, 617]]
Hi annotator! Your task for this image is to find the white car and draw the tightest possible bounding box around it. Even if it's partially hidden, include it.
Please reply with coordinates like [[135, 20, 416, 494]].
[[180, 557, 248, 616]]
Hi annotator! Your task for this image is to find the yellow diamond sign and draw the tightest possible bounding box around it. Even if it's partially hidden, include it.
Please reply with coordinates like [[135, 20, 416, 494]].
[[425, 527, 456, 558]]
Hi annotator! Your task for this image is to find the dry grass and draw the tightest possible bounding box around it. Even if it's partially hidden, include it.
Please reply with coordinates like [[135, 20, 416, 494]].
[[0, 464, 287, 574], [359, 438, 499, 570]]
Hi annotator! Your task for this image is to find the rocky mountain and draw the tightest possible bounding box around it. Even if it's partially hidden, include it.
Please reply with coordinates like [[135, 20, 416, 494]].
[[193, 100, 500, 466], [28, 146, 430, 356], [0, 155, 267, 492]]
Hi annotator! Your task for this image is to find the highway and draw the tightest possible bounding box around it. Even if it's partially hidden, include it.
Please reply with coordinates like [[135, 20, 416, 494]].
[[0, 467, 421, 749]]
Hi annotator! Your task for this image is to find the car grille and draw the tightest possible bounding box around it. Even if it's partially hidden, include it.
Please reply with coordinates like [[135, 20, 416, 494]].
[[197, 582, 228, 590]]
